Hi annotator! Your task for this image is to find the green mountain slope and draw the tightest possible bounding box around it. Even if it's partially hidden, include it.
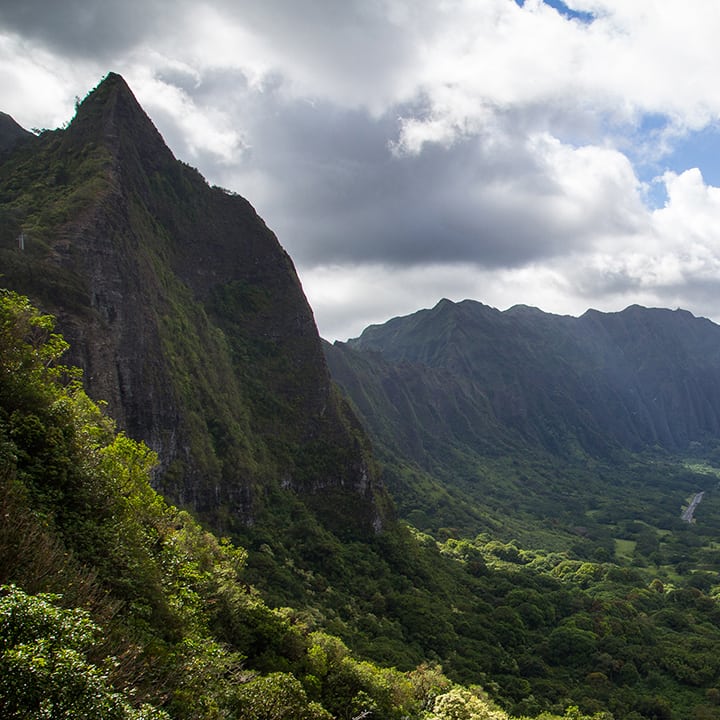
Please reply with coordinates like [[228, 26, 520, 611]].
[[6, 75, 720, 719], [325, 299, 720, 539], [0, 72, 385, 537], [7, 290, 720, 720], [0, 289, 524, 720]]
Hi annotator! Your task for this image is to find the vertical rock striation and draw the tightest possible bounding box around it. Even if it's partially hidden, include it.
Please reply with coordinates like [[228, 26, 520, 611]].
[[0, 73, 387, 536]]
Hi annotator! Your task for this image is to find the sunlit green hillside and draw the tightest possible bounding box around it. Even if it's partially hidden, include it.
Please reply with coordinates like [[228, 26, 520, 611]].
[[5, 292, 720, 717]]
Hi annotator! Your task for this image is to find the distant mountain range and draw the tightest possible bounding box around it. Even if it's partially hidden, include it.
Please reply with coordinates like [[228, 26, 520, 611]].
[[324, 299, 720, 536], [327, 298, 720, 459]]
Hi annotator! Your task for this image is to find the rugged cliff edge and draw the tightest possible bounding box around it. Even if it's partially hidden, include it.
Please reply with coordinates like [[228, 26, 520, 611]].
[[0, 72, 387, 535]]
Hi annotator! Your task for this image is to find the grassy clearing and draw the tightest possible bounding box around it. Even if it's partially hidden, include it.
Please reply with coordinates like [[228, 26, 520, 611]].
[[614, 538, 636, 561]]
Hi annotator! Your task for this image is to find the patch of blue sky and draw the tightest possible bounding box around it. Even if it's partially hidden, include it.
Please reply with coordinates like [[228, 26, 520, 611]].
[[663, 123, 720, 186], [623, 114, 720, 209], [637, 113, 668, 135], [514, 0, 595, 23], [619, 113, 673, 208], [642, 177, 670, 210]]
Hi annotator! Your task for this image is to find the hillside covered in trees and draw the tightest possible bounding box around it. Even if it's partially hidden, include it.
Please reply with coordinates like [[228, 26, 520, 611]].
[[5, 74, 720, 719], [1, 289, 630, 719], [7, 287, 720, 718]]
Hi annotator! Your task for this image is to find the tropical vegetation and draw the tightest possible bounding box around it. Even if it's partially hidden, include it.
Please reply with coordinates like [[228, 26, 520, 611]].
[[1, 288, 619, 719]]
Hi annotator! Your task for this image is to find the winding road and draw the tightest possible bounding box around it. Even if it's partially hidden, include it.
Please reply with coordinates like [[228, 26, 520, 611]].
[[681, 491, 705, 523]]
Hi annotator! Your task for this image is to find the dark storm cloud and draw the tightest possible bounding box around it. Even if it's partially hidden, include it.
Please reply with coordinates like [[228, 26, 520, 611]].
[[0, 0, 170, 58], [223, 95, 541, 268], [200, 82, 638, 272]]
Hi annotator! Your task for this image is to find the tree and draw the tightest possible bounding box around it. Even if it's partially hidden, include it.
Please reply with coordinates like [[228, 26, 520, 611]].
[[231, 672, 331, 720], [428, 687, 507, 720], [0, 585, 167, 719]]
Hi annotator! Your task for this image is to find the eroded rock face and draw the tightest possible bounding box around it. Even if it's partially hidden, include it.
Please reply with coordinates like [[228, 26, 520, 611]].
[[0, 73, 387, 536]]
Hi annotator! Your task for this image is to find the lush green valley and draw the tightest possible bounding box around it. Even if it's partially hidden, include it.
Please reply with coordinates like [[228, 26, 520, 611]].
[[320, 299, 720, 718], [4, 74, 720, 719], [4, 291, 720, 718]]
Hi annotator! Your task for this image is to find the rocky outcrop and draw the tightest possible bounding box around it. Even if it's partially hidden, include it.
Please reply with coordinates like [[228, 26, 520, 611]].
[[0, 73, 387, 536]]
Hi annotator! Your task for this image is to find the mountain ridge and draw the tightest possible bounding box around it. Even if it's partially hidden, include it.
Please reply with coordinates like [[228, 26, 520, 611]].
[[0, 72, 387, 536], [339, 297, 720, 455]]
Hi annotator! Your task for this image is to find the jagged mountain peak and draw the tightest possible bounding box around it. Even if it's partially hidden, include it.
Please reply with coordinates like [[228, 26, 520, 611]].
[[73, 72, 154, 135], [66, 71, 174, 172], [0, 73, 388, 537]]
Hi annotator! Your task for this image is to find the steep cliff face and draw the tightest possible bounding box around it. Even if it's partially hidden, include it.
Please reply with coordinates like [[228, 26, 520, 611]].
[[574, 305, 720, 449], [329, 298, 720, 463], [0, 73, 386, 535]]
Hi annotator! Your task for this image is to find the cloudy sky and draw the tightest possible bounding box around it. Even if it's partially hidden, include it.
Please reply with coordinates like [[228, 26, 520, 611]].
[[4, 1, 720, 340]]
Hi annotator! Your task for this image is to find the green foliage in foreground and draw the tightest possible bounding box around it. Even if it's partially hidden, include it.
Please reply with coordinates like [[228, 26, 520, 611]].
[[2, 289, 603, 719], [5, 289, 720, 719], [0, 586, 167, 720]]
